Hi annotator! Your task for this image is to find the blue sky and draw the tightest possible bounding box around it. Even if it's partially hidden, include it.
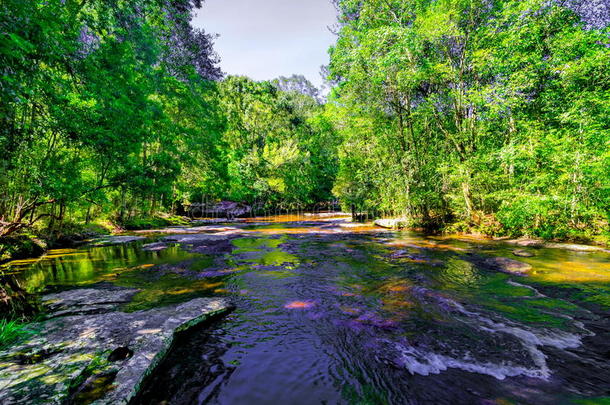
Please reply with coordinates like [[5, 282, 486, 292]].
[[192, 0, 337, 88]]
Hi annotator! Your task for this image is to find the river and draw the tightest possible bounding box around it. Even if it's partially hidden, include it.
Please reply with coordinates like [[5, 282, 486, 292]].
[[1, 215, 609, 404]]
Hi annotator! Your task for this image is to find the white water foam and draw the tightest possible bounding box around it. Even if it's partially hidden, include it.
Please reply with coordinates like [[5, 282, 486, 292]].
[[396, 344, 548, 380], [397, 288, 587, 380]]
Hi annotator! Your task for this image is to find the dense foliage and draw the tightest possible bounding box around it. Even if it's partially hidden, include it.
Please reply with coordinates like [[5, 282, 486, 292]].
[[1, 0, 608, 248], [0, 0, 219, 237], [213, 75, 338, 209], [0, 1, 336, 247], [328, 0, 609, 240]]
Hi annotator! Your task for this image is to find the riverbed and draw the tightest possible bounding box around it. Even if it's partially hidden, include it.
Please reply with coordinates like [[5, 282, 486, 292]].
[[2, 215, 609, 404]]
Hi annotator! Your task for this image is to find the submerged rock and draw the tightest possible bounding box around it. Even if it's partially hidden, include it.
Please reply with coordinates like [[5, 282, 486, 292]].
[[513, 249, 535, 258], [389, 250, 431, 263], [163, 233, 235, 244], [482, 257, 532, 276], [0, 287, 232, 405]]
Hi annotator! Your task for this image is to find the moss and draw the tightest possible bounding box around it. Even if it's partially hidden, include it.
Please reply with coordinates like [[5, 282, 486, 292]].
[[65, 352, 115, 403], [120, 214, 190, 230]]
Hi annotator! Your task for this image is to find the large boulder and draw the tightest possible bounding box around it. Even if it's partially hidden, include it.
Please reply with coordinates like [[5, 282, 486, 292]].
[[0, 287, 232, 404], [188, 201, 252, 219]]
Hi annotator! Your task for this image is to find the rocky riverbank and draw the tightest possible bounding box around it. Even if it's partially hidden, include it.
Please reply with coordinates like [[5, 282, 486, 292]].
[[0, 286, 232, 404], [373, 218, 610, 251]]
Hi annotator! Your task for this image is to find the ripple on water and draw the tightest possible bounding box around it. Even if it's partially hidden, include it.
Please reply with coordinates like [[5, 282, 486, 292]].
[[3, 219, 610, 404]]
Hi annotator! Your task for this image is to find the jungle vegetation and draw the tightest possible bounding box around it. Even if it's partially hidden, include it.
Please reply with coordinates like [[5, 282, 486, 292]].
[[0, 0, 608, 256]]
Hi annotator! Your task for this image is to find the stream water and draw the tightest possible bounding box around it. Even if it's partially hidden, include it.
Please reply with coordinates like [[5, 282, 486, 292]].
[[1, 215, 609, 404]]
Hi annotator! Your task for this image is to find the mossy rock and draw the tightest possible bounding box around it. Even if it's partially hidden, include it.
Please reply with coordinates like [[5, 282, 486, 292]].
[[0, 287, 232, 404]]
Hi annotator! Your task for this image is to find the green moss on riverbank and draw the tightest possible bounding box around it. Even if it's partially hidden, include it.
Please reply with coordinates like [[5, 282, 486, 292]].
[[118, 214, 191, 230]]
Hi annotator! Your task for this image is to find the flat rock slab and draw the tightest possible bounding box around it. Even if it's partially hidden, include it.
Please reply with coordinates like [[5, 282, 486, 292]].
[[141, 242, 169, 252], [134, 226, 242, 235], [506, 239, 545, 248], [192, 219, 246, 224], [507, 239, 609, 253], [42, 287, 139, 318], [543, 243, 610, 253], [163, 233, 235, 244], [92, 236, 146, 246], [0, 288, 231, 405]]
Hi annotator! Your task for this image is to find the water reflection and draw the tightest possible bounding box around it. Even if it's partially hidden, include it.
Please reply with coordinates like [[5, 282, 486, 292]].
[[0, 242, 231, 311]]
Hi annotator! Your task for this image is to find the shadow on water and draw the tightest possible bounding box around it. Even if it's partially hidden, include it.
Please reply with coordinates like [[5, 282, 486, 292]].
[[2, 218, 610, 404]]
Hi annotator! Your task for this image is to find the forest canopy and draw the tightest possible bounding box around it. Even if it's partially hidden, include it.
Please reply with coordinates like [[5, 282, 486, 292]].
[[0, 0, 608, 250], [0, 0, 336, 245], [327, 0, 609, 240]]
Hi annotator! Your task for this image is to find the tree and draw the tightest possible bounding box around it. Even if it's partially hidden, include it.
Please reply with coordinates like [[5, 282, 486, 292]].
[[327, 0, 609, 238]]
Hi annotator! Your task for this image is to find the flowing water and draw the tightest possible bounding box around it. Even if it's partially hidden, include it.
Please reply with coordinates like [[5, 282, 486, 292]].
[[1, 216, 609, 404]]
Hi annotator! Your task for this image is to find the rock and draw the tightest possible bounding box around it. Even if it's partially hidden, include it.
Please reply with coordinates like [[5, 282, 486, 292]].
[[482, 257, 532, 276], [92, 236, 145, 246], [506, 239, 545, 248], [187, 201, 252, 219], [507, 239, 609, 253], [192, 218, 246, 225], [42, 287, 138, 318], [374, 219, 409, 229], [506, 239, 610, 253], [390, 250, 429, 262], [141, 242, 168, 251], [0, 287, 232, 405], [134, 225, 242, 235], [513, 249, 535, 258], [543, 243, 610, 253], [163, 233, 233, 244], [339, 222, 369, 228], [304, 212, 349, 218]]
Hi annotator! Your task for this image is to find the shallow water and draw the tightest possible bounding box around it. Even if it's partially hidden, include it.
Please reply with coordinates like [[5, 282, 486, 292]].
[[2, 217, 609, 404]]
